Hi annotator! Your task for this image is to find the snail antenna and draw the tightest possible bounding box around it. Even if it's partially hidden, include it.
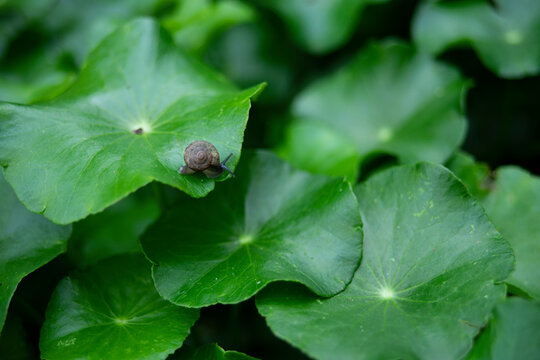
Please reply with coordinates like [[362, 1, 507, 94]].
[[221, 153, 235, 178]]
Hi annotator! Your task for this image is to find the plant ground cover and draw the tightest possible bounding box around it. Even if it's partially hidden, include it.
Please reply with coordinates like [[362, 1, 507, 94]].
[[0, 0, 539, 359]]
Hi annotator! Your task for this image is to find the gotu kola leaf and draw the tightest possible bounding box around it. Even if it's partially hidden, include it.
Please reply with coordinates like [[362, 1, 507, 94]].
[[255, 0, 390, 54], [277, 41, 468, 180], [39, 254, 199, 360], [412, 0, 540, 78], [256, 162, 514, 360], [483, 166, 540, 299], [0, 171, 71, 333], [0, 18, 264, 225], [465, 297, 540, 360], [141, 150, 363, 307]]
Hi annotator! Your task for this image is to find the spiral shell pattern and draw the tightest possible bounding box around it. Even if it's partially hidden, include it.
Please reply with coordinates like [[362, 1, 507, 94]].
[[183, 141, 220, 171]]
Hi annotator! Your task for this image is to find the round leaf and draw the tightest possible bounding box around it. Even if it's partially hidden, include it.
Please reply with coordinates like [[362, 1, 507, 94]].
[[278, 41, 468, 178], [39, 254, 199, 360], [466, 298, 540, 360], [483, 166, 540, 298], [0, 18, 264, 224], [141, 150, 363, 307], [413, 0, 540, 78], [257, 162, 514, 360], [0, 171, 70, 332], [255, 0, 390, 53]]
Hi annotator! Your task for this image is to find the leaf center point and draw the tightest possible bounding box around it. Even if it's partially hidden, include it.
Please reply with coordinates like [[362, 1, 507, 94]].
[[131, 122, 151, 135], [504, 30, 523, 45], [379, 287, 395, 300], [238, 234, 254, 245], [114, 317, 129, 326], [377, 127, 393, 142]]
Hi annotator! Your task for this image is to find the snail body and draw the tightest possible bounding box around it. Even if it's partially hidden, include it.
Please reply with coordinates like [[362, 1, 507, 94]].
[[179, 140, 234, 178]]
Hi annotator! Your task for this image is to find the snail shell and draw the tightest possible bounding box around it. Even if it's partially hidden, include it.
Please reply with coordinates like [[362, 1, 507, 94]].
[[179, 140, 234, 178]]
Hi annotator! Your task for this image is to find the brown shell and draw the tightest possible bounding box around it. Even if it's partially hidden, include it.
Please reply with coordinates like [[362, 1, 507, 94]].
[[183, 141, 220, 171]]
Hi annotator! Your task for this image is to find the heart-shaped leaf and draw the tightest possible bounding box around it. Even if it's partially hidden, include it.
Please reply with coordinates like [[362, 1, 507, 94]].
[[255, 0, 390, 53], [483, 166, 540, 299], [172, 343, 258, 360], [141, 150, 363, 307], [466, 298, 540, 360], [67, 185, 160, 268], [257, 162, 514, 360], [0, 171, 71, 332], [413, 0, 540, 78], [39, 254, 199, 360], [277, 41, 468, 180], [0, 18, 264, 224]]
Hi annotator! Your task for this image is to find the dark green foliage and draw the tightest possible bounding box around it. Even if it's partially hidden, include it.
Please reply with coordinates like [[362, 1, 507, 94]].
[[0, 1, 538, 359]]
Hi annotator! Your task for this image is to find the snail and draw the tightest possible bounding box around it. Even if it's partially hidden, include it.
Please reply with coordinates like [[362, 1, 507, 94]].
[[178, 140, 234, 178]]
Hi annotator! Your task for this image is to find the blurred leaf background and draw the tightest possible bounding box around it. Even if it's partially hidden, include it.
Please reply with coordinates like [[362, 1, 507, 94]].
[[0, 0, 539, 359]]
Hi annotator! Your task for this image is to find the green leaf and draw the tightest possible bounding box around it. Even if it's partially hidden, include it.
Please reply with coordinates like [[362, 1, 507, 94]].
[[276, 121, 360, 182], [42, 0, 169, 65], [172, 343, 258, 360], [257, 162, 514, 360], [0, 171, 70, 332], [0, 47, 75, 104], [205, 23, 298, 105], [1, 0, 249, 104], [466, 298, 540, 360], [141, 150, 363, 307], [0, 0, 55, 17], [255, 0, 390, 53], [68, 185, 160, 268], [483, 166, 540, 299], [37, 0, 252, 66], [0, 18, 264, 225], [278, 41, 468, 178], [0, 0, 56, 59], [39, 254, 199, 360], [162, 0, 255, 55], [412, 0, 540, 78], [446, 151, 491, 200]]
